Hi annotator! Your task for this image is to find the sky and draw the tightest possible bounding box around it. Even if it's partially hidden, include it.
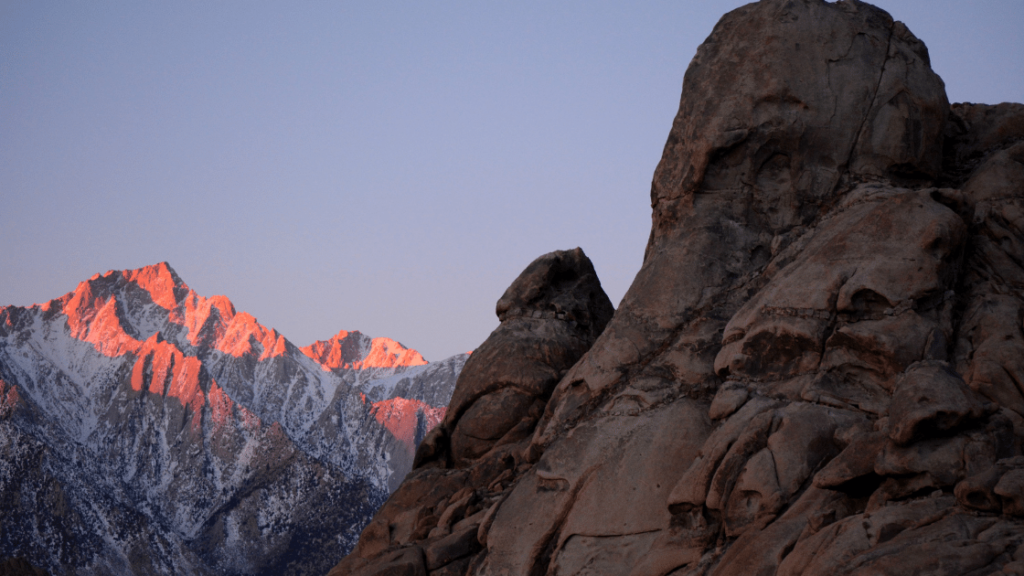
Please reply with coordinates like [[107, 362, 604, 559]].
[[2, 1, 1022, 361]]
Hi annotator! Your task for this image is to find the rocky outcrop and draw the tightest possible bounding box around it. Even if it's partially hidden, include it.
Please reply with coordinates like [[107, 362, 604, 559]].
[[331, 1, 1024, 575], [329, 248, 614, 575], [0, 557, 50, 576], [0, 263, 466, 575], [419, 248, 614, 470]]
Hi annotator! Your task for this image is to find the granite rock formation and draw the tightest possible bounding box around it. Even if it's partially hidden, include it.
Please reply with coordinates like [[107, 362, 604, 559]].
[[330, 248, 615, 576], [0, 263, 466, 575], [330, 1, 1024, 575], [420, 248, 615, 470]]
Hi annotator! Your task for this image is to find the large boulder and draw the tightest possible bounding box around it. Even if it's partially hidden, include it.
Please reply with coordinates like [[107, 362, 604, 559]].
[[330, 248, 613, 576], [417, 247, 614, 469], [331, 1, 1024, 574]]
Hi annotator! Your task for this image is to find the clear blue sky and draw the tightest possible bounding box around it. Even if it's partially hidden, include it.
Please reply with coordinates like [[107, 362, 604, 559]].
[[2, 1, 1022, 361]]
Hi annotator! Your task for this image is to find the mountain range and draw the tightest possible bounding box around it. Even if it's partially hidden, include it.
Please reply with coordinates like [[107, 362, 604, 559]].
[[0, 262, 466, 575]]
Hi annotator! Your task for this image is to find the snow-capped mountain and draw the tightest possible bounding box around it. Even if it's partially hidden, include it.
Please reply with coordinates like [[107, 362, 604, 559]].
[[0, 262, 467, 575]]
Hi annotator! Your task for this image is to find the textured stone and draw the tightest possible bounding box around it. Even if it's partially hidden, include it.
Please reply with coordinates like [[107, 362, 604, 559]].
[[0, 558, 50, 576], [421, 247, 613, 469], [423, 524, 481, 571], [956, 456, 1024, 513], [946, 102, 1024, 172], [708, 384, 749, 420], [888, 361, 988, 445], [479, 399, 708, 576], [331, 1, 1024, 575], [814, 429, 887, 493], [351, 547, 426, 576], [996, 469, 1024, 516]]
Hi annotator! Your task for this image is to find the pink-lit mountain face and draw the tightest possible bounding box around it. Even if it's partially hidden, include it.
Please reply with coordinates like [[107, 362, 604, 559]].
[[0, 262, 466, 576], [302, 330, 427, 371]]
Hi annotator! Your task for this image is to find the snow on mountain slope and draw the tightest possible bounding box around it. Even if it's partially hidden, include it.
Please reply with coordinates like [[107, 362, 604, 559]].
[[0, 262, 465, 575]]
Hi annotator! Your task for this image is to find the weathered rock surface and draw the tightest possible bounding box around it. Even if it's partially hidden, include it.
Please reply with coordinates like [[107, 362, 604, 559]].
[[331, 1, 1024, 575], [330, 248, 614, 576], [422, 248, 614, 469]]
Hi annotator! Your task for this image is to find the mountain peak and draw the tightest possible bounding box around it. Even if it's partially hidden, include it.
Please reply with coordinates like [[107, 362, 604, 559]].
[[301, 330, 427, 371], [121, 262, 186, 310], [1, 261, 466, 575], [24, 263, 289, 363]]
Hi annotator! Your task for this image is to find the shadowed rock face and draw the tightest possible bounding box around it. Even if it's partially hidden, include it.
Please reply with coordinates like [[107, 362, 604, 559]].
[[427, 247, 615, 469], [330, 1, 1024, 575], [331, 248, 614, 575]]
